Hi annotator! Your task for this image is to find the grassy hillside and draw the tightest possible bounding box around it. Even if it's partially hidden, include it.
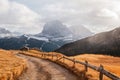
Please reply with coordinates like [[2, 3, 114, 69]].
[[70, 54, 120, 79], [0, 49, 26, 80], [55, 27, 120, 57]]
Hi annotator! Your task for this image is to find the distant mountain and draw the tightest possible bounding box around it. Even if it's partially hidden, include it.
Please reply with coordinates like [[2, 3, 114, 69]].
[[35, 20, 73, 40], [0, 27, 12, 38], [0, 20, 93, 52], [0, 27, 19, 38], [0, 27, 10, 34], [0, 35, 45, 50], [0, 35, 68, 51], [35, 20, 93, 41], [0, 21, 72, 51], [55, 27, 120, 56], [69, 25, 93, 40]]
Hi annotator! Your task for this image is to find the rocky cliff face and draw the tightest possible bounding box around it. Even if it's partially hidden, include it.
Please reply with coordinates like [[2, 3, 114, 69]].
[[37, 20, 72, 38]]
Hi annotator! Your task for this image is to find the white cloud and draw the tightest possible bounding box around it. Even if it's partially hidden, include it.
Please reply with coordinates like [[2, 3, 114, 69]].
[[0, 0, 9, 13], [0, 0, 42, 34], [96, 9, 119, 19], [27, 0, 120, 33], [2, 0, 120, 34]]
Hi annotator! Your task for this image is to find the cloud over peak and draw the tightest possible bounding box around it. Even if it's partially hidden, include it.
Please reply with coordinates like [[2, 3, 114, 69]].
[[1, 0, 120, 34]]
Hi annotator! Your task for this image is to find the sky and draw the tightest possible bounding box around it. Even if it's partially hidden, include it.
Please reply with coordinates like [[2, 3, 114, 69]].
[[0, 0, 120, 34]]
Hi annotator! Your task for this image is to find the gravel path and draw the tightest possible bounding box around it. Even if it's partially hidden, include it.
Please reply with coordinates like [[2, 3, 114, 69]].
[[17, 54, 79, 80]]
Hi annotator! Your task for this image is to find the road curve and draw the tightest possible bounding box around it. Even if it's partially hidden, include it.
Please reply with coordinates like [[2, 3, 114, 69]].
[[17, 54, 79, 80]]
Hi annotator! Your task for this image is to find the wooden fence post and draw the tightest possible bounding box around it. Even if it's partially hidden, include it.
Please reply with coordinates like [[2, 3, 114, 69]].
[[85, 60, 88, 72], [56, 55, 58, 60], [42, 54, 44, 58], [73, 58, 76, 68], [52, 53, 53, 60], [63, 56, 65, 63], [99, 65, 104, 80], [42, 54, 43, 58], [44, 54, 46, 58]]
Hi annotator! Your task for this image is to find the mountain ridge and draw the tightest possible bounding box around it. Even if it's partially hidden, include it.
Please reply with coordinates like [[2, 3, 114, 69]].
[[55, 27, 120, 56], [0, 20, 93, 52]]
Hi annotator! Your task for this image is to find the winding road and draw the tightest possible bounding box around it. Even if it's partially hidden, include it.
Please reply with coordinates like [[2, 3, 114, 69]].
[[17, 54, 79, 80]]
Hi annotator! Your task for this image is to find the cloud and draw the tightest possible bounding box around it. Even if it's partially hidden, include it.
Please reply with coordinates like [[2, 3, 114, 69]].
[[36, 0, 120, 33], [0, 0, 42, 34], [73, 0, 120, 33], [2, 0, 120, 34], [0, 0, 9, 13], [96, 9, 118, 19]]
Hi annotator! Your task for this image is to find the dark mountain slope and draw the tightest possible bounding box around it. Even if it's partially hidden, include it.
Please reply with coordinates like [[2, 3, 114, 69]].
[[0, 36, 44, 50], [55, 27, 120, 56], [0, 35, 68, 51], [0, 20, 93, 52]]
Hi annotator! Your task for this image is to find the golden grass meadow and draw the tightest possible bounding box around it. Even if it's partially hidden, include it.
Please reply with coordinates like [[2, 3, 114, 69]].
[[0, 49, 120, 80], [0, 49, 26, 80]]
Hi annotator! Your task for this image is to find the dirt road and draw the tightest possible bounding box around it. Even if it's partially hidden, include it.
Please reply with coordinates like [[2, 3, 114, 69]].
[[17, 54, 79, 80]]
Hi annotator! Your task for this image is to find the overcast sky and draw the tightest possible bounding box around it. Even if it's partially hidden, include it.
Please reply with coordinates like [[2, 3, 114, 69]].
[[0, 0, 120, 34]]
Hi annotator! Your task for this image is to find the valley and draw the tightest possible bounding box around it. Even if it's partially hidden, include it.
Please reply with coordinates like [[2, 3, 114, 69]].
[[0, 0, 120, 80]]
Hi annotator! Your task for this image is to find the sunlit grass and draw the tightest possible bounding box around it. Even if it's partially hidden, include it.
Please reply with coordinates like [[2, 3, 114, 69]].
[[71, 54, 120, 80], [0, 49, 26, 80]]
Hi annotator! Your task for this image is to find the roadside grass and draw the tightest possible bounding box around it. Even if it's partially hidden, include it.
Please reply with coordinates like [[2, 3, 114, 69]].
[[0, 49, 26, 80]]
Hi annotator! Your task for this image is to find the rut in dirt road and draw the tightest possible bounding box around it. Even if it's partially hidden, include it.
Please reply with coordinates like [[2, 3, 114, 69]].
[[17, 54, 79, 80]]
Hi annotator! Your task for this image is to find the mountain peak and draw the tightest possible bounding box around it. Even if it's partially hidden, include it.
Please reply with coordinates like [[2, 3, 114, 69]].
[[41, 20, 72, 38], [0, 27, 11, 34], [69, 25, 93, 40], [46, 20, 62, 25]]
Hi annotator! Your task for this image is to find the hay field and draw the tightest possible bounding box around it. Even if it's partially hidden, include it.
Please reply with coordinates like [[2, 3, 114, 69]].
[[0, 49, 26, 80], [70, 54, 120, 80]]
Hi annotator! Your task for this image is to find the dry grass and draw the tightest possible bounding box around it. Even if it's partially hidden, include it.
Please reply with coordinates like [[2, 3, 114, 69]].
[[19, 50, 120, 80], [0, 49, 26, 80], [71, 54, 120, 80]]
